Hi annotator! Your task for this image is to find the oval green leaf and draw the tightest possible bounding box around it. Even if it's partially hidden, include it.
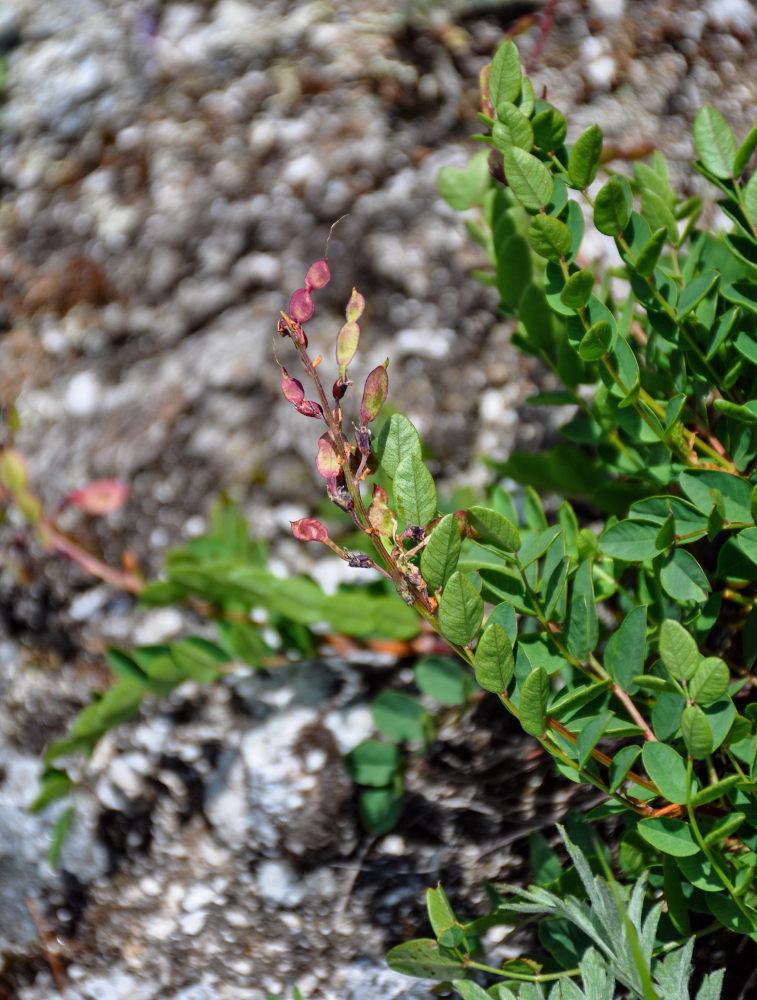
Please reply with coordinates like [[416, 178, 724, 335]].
[[394, 454, 438, 528], [528, 214, 572, 262], [658, 619, 699, 681], [642, 742, 688, 804], [568, 124, 603, 189], [468, 505, 520, 552], [519, 665, 549, 737], [594, 176, 632, 236], [474, 622, 514, 694], [502, 146, 554, 212], [438, 571, 485, 646], [681, 704, 713, 759], [375, 413, 422, 477], [421, 513, 461, 591]]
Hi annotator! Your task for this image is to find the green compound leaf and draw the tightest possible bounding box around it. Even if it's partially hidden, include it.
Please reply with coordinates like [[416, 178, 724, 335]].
[[568, 124, 603, 189], [344, 739, 401, 787], [604, 605, 646, 693], [375, 413, 422, 477], [489, 40, 522, 107], [528, 214, 572, 262], [414, 656, 471, 706], [659, 619, 699, 681], [519, 665, 549, 737], [579, 319, 613, 361], [386, 939, 465, 980], [438, 571, 484, 646], [492, 102, 534, 151], [421, 513, 461, 591], [560, 269, 594, 309], [467, 505, 520, 552], [681, 704, 714, 758], [394, 454, 438, 527], [373, 691, 434, 744], [502, 146, 554, 212], [659, 549, 711, 604], [594, 176, 632, 235], [637, 817, 701, 857], [642, 742, 688, 804], [474, 622, 514, 694], [694, 104, 737, 179]]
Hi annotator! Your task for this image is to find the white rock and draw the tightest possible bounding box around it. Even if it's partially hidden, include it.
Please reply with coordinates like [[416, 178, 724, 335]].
[[256, 859, 305, 907], [64, 371, 101, 416], [179, 909, 208, 936], [182, 883, 217, 912]]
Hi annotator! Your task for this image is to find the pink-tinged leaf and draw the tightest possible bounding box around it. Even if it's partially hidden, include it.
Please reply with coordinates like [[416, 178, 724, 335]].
[[0, 448, 28, 493], [281, 368, 306, 406], [360, 363, 389, 425], [297, 400, 324, 419], [289, 287, 314, 323], [305, 259, 331, 291], [345, 287, 365, 323], [336, 321, 360, 371], [316, 433, 342, 478], [68, 479, 129, 516], [368, 484, 393, 536], [291, 517, 329, 542]]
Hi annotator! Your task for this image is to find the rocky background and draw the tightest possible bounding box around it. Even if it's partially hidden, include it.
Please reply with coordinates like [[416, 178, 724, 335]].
[[2, 0, 757, 998]]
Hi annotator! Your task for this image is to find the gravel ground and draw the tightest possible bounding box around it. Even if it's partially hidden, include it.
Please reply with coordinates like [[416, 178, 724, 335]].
[[2, 0, 757, 997]]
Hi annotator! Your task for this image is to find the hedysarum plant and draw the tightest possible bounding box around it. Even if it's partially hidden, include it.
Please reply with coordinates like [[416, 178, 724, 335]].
[[280, 36, 757, 999]]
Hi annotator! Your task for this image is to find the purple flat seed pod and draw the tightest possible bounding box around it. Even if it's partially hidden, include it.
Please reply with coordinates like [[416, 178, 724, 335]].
[[289, 287, 314, 323], [305, 259, 331, 290]]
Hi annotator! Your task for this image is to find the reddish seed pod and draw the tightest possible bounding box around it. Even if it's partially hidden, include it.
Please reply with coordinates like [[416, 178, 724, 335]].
[[332, 378, 348, 400], [68, 479, 130, 516], [281, 369, 306, 406], [289, 287, 314, 324], [291, 517, 329, 543], [296, 400, 324, 419], [305, 259, 331, 290], [360, 363, 389, 425]]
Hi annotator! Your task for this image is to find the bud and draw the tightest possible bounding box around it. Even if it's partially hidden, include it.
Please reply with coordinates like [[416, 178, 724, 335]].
[[332, 377, 348, 400], [291, 517, 329, 543], [297, 399, 324, 419], [289, 287, 314, 324], [356, 427, 372, 455], [68, 479, 129, 516], [360, 363, 389, 425], [368, 484, 393, 536], [305, 259, 331, 290], [0, 448, 28, 493]]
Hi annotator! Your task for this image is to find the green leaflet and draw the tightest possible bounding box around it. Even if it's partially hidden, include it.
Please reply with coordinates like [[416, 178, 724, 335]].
[[394, 454, 438, 527], [474, 622, 514, 694], [568, 124, 603, 189], [421, 513, 461, 591], [658, 619, 699, 681], [375, 413, 422, 477], [604, 605, 646, 693], [594, 176, 632, 235], [637, 817, 701, 857], [681, 704, 713, 758], [438, 571, 484, 646], [519, 665, 549, 737], [642, 742, 688, 805], [694, 104, 736, 179], [489, 39, 521, 107], [502, 146, 554, 212], [468, 505, 520, 551], [528, 214, 572, 262], [492, 102, 534, 151], [345, 740, 401, 787], [386, 939, 465, 980]]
